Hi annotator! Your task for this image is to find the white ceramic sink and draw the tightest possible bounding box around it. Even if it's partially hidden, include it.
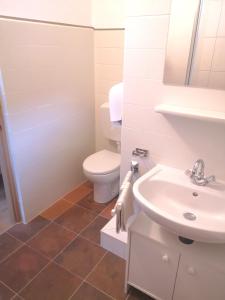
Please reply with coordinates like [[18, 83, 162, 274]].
[[133, 165, 225, 243]]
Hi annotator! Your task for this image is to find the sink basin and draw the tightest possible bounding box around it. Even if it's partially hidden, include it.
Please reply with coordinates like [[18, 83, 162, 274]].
[[133, 164, 225, 243]]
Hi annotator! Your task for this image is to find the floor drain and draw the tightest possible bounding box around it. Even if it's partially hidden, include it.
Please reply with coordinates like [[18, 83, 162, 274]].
[[183, 212, 196, 221]]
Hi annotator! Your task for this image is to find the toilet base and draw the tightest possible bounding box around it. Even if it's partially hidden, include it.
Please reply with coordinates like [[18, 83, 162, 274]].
[[94, 179, 119, 203]]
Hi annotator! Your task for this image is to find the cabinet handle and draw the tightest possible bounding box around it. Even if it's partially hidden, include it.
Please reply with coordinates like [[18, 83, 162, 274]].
[[187, 267, 196, 275], [162, 254, 169, 263]]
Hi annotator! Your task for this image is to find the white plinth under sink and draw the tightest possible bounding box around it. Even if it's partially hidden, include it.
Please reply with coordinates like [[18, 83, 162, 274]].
[[100, 215, 128, 259]]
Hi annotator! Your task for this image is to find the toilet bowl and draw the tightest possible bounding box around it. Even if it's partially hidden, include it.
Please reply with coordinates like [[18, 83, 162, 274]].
[[83, 150, 121, 203]]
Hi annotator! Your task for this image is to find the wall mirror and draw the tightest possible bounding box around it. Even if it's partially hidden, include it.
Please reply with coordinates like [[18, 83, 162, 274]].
[[164, 0, 225, 90]]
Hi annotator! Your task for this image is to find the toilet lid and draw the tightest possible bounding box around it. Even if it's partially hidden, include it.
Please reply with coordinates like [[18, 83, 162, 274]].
[[83, 150, 121, 175]]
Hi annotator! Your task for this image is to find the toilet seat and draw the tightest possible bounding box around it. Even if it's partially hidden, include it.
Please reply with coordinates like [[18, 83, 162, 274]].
[[83, 150, 120, 175]]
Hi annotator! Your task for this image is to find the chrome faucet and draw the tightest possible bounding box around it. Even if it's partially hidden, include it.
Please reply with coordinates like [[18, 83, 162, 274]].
[[185, 159, 215, 186]]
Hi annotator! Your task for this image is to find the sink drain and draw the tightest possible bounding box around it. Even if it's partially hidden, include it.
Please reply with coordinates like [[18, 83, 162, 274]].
[[183, 212, 196, 221]]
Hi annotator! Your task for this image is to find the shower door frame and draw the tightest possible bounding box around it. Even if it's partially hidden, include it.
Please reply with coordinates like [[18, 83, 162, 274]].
[[0, 107, 21, 223]]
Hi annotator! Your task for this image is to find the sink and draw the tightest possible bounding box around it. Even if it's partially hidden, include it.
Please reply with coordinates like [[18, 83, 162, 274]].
[[133, 164, 225, 243]]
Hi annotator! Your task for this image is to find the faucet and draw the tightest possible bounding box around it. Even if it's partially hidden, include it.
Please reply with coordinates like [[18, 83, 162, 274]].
[[185, 159, 215, 186]]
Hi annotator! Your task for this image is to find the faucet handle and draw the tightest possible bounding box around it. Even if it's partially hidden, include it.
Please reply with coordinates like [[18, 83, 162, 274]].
[[185, 169, 193, 177], [205, 175, 216, 184]]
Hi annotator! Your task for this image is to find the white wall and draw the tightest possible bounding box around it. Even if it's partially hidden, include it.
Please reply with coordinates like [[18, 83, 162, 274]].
[[121, 0, 225, 182], [0, 19, 94, 222], [92, 0, 125, 28], [191, 0, 225, 89], [93, 0, 125, 151], [94, 30, 124, 151], [0, 0, 126, 28], [0, 0, 92, 26], [0, 1, 125, 222]]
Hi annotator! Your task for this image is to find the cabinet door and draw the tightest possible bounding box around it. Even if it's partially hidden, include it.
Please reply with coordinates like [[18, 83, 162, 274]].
[[173, 255, 225, 300], [128, 232, 179, 300]]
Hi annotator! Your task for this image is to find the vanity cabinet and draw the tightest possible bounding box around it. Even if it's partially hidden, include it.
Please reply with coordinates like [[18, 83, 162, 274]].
[[173, 256, 225, 300], [128, 232, 179, 300], [126, 213, 225, 300]]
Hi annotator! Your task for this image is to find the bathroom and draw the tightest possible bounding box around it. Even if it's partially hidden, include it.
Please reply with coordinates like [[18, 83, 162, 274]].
[[0, 0, 225, 299]]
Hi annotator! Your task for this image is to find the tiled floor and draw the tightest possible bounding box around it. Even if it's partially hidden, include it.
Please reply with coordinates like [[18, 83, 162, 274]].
[[0, 182, 153, 300]]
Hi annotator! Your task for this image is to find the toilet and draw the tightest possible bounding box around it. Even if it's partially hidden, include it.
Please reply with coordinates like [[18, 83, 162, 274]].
[[83, 103, 121, 203]]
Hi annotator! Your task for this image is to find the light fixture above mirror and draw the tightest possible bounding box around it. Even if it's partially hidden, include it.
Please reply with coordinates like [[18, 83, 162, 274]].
[[164, 0, 225, 91]]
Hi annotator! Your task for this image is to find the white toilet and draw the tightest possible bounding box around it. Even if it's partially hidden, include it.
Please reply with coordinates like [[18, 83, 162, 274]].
[[83, 103, 121, 203]]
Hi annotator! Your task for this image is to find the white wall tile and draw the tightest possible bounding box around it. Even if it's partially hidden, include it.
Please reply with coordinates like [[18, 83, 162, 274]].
[[92, 0, 125, 28], [124, 78, 163, 106], [123, 102, 175, 137], [121, 0, 225, 183], [0, 20, 95, 222], [0, 0, 92, 26], [94, 30, 124, 151], [190, 70, 210, 87], [95, 47, 124, 65], [198, 38, 216, 70], [126, 0, 172, 17], [199, 0, 222, 37], [125, 16, 169, 49], [95, 64, 123, 81], [209, 71, 225, 89], [218, 0, 225, 36], [94, 30, 125, 48], [212, 38, 225, 71], [124, 49, 165, 79]]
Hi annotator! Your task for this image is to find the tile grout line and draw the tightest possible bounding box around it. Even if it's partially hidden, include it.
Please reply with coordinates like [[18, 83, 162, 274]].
[[6, 219, 53, 246], [11, 293, 24, 300], [17, 260, 52, 296], [17, 211, 105, 298], [23, 220, 53, 244], [68, 251, 115, 300], [20, 227, 110, 300], [70, 195, 118, 299], [1, 189, 118, 299], [0, 240, 25, 264], [0, 222, 54, 296], [85, 281, 116, 300], [0, 228, 76, 298], [0, 279, 19, 298], [84, 251, 125, 300], [50, 201, 115, 299]]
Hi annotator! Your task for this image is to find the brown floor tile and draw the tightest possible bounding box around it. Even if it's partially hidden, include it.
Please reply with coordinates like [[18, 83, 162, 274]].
[[80, 216, 108, 245], [41, 199, 73, 221], [77, 193, 108, 214], [0, 233, 22, 262], [8, 216, 50, 242], [127, 286, 154, 300], [100, 198, 117, 220], [11, 295, 24, 300], [55, 205, 96, 233], [11, 296, 24, 300], [71, 282, 111, 300], [55, 236, 106, 278], [87, 252, 126, 300], [83, 181, 93, 189], [0, 245, 49, 292], [27, 223, 76, 259], [20, 262, 81, 300], [65, 184, 92, 204], [0, 281, 15, 299]]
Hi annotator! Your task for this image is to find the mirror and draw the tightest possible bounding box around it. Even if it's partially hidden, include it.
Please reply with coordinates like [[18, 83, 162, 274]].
[[164, 0, 225, 90]]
